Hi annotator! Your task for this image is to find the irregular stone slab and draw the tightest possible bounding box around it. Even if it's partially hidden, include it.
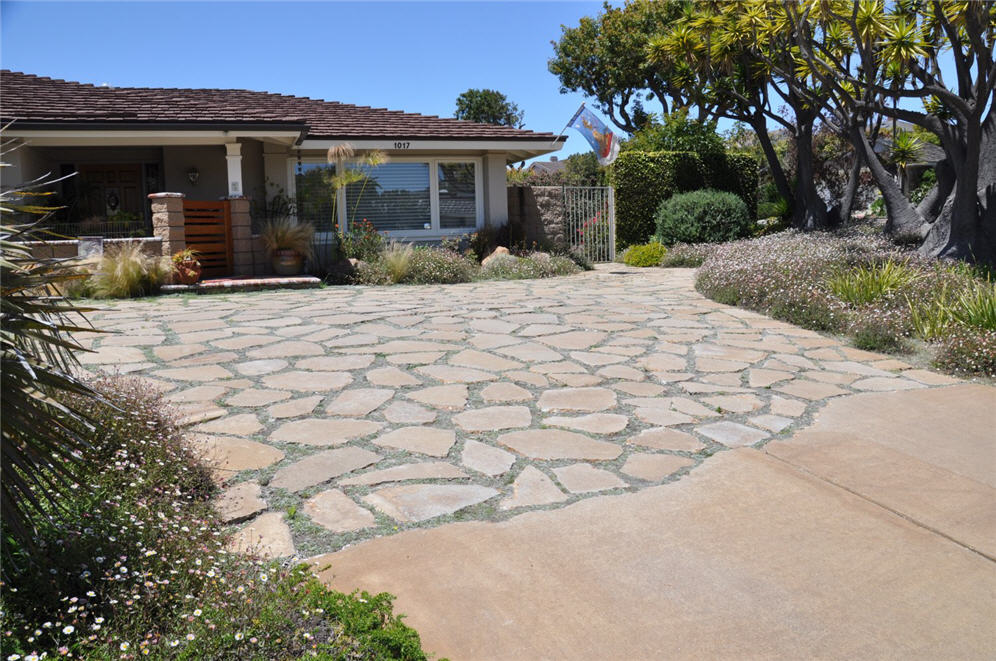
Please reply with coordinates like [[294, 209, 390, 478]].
[[212, 334, 281, 350], [154, 344, 207, 361], [341, 462, 469, 486], [383, 400, 437, 424], [480, 382, 533, 403], [326, 388, 395, 416], [638, 353, 688, 372], [270, 418, 383, 446], [366, 366, 421, 387], [769, 396, 808, 417], [633, 408, 695, 426], [702, 394, 764, 414], [461, 440, 516, 476], [553, 463, 627, 493], [469, 318, 520, 334], [500, 467, 567, 510], [373, 427, 456, 457], [247, 340, 323, 359], [544, 413, 628, 435], [296, 354, 376, 371], [453, 406, 531, 431], [530, 360, 588, 375], [449, 349, 523, 371], [370, 340, 464, 354], [155, 365, 233, 382], [614, 381, 666, 397], [748, 368, 793, 388], [569, 351, 627, 367], [696, 421, 768, 447], [168, 385, 228, 403], [406, 384, 468, 410], [194, 413, 263, 436], [496, 342, 564, 363], [597, 364, 645, 381], [695, 357, 751, 373], [749, 414, 794, 432], [225, 388, 291, 408], [547, 373, 604, 388], [386, 351, 446, 366], [79, 345, 147, 365], [188, 434, 284, 480], [234, 359, 288, 376], [538, 387, 616, 412], [266, 395, 322, 419], [505, 370, 549, 387], [304, 489, 377, 532], [270, 447, 381, 492], [537, 330, 606, 350], [363, 484, 499, 522], [775, 380, 847, 401], [900, 369, 960, 386], [621, 453, 695, 481], [227, 512, 295, 559], [819, 360, 895, 377], [498, 429, 621, 460], [213, 481, 267, 523], [262, 370, 352, 392], [627, 428, 705, 452], [851, 377, 925, 392], [417, 365, 499, 384]]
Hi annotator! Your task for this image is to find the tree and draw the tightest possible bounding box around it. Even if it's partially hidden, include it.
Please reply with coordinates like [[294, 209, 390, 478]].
[[454, 89, 524, 128]]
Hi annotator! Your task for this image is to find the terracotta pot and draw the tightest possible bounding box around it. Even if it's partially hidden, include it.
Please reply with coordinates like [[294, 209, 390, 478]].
[[174, 260, 202, 285], [272, 249, 304, 276]]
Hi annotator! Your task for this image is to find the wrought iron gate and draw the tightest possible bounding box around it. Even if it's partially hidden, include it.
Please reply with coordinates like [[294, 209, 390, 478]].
[[563, 186, 615, 263]]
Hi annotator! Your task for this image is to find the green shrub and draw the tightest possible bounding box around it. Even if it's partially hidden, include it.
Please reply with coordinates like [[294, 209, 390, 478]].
[[611, 151, 705, 248], [353, 259, 394, 285], [655, 189, 752, 246], [477, 253, 580, 280], [623, 242, 667, 267], [757, 197, 789, 220], [91, 241, 169, 298], [850, 315, 906, 353], [951, 281, 996, 330], [564, 247, 594, 271], [402, 247, 477, 284], [659, 242, 716, 267], [339, 217, 385, 262], [827, 259, 921, 306], [933, 328, 996, 376]]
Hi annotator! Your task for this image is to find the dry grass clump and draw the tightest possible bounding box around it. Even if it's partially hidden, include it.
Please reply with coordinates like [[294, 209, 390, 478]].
[[90, 241, 170, 298]]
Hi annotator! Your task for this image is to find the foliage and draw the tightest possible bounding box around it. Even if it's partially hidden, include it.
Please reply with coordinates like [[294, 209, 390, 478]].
[[0, 377, 428, 659], [658, 242, 716, 267], [611, 151, 705, 247], [933, 329, 996, 377], [564, 247, 594, 271], [381, 240, 414, 283], [909, 168, 937, 206], [400, 247, 477, 285], [260, 217, 315, 258], [757, 197, 789, 221], [622, 241, 667, 267], [622, 110, 725, 159], [338, 218, 386, 263], [91, 241, 170, 299], [477, 253, 580, 280], [827, 260, 921, 307], [454, 88, 524, 127], [655, 189, 751, 246], [950, 281, 996, 331], [563, 151, 608, 186]]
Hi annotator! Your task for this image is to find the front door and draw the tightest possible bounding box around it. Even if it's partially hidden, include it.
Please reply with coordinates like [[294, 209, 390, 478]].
[[77, 164, 144, 220]]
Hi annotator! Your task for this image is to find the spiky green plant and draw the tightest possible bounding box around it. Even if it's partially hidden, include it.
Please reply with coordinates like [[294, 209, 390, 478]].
[[381, 240, 414, 283], [951, 280, 996, 331], [827, 259, 920, 306]]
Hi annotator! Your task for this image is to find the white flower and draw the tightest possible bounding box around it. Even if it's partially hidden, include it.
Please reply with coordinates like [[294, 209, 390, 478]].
[[62, 625, 74, 634], [186, 633, 195, 641], [120, 642, 130, 651], [8, 654, 22, 660], [193, 609, 202, 616], [234, 632, 244, 641]]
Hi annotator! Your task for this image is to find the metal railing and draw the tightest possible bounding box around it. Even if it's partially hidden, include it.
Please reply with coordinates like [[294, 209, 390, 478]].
[[563, 186, 615, 263], [41, 220, 152, 239]]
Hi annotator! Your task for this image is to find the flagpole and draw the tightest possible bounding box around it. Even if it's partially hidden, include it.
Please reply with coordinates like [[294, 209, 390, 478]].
[[551, 102, 585, 146]]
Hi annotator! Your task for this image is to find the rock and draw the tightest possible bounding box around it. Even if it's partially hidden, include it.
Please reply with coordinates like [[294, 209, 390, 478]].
[[553, 463, 627, 493], [269, 446, 381, 492], [227, 512, 295, 559], [620, 454, 695, 481], [461, 440, 516, 476], [481, 246, 511, 267], [340, 462, 469, 486], [373, 427, 456, 457], [500, 466, 566, 510], [498, 429, 621, 461], [213, 481, 267, 523], [363, 484, 499, 522], [303, 489, 376, 532]]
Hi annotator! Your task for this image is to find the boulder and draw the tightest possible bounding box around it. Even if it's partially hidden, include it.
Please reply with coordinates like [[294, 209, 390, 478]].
[[482, 246, 510, 267]]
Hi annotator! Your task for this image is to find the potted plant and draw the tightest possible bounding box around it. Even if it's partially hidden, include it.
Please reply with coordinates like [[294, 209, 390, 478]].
[[171, 248, 202, 285], [261, 218, 314, 276]]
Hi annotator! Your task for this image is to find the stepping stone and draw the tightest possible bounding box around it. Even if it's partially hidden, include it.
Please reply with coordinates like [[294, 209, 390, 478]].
[[461, 440, 516, 476], [297, 354, 375, 371], [79, 345, 147, 365], [303, 489, 376, 532], [480, 382, 533, 403], [748, 368, 794, 388], [702, 394, 764, 414], [269, 418, 383, 446], [696, 421, 769, 447], [469, 318, 520, 334], [851, 377, 925, 392], [505, 370, 549, 387], [638, 353, 687, 372], [548, 373, 604, 387], [500, 467, 567, 510], [769, 396, 808, 417], [620, 454, 695, 481], [453, 406, 531, 431], [366, 366, 421, 387], [363, 484, 499, 522], [155, 365, 233, 382], [170, 351, 239, 368], [902, 369, 960, 386], [188, 434, 284, 481], [570, 351, 627, 367], [266, 395, 322, 419], [213, 481, 267, 523], [695, 358, 751, 373], [633, 408, 695, 426], [212, 335, 281, 350], [226, 389, 291, 407], [614, 382, 666, 397], [369, 340, 463, 354], [247, 340, 323, 359], [386, 351, 446, 365], [194, 413, 263, 436], [531, 360, 587, 374], [235, 359, 288, 376], [449, 349, 523, 371], [373, 427, 456, 457], [749, 414, 794, 433], [627, 428, 705, 452], [417, 365, 499, 384], [544, 413, 628, 434], [227, 512, 295, 559], [538, 387, 617, 412], [498, 429, 621, 460], [406, 384, 468, 410], [469, 334, 522, 350], [775, 380, 847, 401], [597, 365, 645, 381], [340, 462, 469, 486], [553, 464, 627, 493], [269, 447, 380, 492], [496, 342, 564, 363], [326, 388, 395, 416], [383, 400, 437, 424], [537, 330, 606, 350], [168, 385, 228, 403], [262, 370, 352, 392], [819, 361, 895, 377], [154, 344, 207, 361]]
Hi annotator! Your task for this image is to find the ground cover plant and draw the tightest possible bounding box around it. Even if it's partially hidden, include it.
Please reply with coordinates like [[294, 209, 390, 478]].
[[621, 242, 667, 267], [691, 229, 996, 377]]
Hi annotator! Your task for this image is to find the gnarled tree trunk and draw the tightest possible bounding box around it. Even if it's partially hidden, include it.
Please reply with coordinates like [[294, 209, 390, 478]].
[[793, 119, 830, 230], [851, 124, 924, 236], [916, 158, 955, 225]]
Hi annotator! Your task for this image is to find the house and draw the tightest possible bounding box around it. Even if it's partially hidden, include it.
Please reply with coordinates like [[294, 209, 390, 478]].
[[527, 155, 566, 177], [1, 71, 563, 275]]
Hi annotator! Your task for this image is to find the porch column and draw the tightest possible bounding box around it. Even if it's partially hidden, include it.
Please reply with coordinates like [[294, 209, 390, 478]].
[[148, 192, 186, 257], [225, 142, 244, 197], [485, 153, 508, 228], [229, 197, 254, 276]]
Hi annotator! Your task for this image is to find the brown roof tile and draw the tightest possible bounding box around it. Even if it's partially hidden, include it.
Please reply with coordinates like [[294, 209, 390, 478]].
[[0, 70, 560, 141]]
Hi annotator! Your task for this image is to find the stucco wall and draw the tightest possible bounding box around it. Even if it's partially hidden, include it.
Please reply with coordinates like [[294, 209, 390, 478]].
[[507, 185, 565, 250], [163, 145, 228, 200]]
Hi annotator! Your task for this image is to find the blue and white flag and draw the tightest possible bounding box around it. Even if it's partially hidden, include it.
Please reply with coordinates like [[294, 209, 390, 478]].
[[568, 105, 620, 165]]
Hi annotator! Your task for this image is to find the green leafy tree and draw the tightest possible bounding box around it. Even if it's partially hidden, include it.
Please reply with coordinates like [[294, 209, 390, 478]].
[[621, 109, 725, 158], [454, 89, 524, 128]]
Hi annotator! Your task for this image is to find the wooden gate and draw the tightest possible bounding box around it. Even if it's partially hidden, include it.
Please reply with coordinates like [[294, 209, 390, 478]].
[[183, 200, 233, 277]]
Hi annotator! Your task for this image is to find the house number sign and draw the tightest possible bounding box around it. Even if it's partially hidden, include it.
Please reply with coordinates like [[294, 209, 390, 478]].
[[393, 142, 411, 149]]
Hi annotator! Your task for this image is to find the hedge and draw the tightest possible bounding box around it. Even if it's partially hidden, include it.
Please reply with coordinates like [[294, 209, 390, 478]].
[[611, 150, 758, 248]]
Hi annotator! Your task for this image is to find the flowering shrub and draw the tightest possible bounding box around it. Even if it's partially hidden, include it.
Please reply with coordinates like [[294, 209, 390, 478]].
[[622, 242, 668, 267], [338, 218, 385, 263], [658, 242, 716, 267], [575, 211, 613, 262], [0, 377, 427, 660], [396, 247, 477, 285], [934, 328, 996, 375], [477, 253, 580, 280]]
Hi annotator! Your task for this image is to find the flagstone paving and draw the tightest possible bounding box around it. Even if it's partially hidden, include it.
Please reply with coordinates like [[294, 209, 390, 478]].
[[79, 266, 963, 558]]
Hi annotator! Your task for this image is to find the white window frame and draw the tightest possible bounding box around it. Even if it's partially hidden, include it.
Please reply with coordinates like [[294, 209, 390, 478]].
[[292, 155, 484, 239]]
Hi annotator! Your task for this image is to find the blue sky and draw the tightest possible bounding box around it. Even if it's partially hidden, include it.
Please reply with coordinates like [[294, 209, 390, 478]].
[[1, 1, 611, 162]]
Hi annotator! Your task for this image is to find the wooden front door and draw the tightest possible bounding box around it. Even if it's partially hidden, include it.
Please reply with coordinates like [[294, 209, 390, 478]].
[[77, 164, 144, 219]]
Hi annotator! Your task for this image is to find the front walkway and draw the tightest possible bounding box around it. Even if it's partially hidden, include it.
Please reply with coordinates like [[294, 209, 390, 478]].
[[80, 266, 996, 658]]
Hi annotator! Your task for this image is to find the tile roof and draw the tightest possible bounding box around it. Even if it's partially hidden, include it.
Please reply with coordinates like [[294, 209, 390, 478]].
[[0, 71, 562, 142]]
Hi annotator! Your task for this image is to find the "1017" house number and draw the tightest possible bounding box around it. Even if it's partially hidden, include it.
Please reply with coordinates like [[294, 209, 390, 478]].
[[393, 142, 411, 149]]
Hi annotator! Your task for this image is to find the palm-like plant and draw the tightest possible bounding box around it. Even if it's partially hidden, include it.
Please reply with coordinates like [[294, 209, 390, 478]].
[[1, 147, 103, 549]]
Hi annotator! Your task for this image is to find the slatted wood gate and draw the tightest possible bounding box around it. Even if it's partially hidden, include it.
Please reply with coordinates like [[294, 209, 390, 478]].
[[183, 200, 233, 277]]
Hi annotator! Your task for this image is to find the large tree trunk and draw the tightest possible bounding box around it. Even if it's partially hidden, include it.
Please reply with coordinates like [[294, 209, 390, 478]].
[[793, 120, 830, 230], [916, 158, 955, 225], [833, 145, 864, 226], [750, 115, 793, 209], [851, 124, 923, 236]]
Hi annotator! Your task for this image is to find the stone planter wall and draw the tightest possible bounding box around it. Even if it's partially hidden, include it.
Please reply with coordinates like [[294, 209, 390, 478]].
[[506, 185, 566, 250], [21, 237, 163, 261]]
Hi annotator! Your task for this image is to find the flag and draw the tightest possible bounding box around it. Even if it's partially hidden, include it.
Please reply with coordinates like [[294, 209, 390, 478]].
[[568, 105, 620, 166]]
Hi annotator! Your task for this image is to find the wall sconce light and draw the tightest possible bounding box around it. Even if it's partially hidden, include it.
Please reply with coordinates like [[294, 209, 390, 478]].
[[187, 167, 200, 185]]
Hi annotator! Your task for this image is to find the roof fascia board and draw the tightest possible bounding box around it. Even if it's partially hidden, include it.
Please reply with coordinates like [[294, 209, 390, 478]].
[[298, 139, 565, 152], [7, 129, 302, 147]]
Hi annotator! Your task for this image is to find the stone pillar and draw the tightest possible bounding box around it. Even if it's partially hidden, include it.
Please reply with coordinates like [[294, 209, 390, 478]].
[[149, 192, 186, 257], [229, 197, 254, 276]]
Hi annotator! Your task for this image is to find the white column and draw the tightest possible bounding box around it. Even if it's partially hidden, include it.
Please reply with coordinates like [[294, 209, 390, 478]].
[[484, 152, 508, 228], [225, 142, 243, 197]]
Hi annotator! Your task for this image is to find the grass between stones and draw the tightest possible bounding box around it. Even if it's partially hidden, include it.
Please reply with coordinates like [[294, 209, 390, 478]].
[[0, 378, 428, 661]]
